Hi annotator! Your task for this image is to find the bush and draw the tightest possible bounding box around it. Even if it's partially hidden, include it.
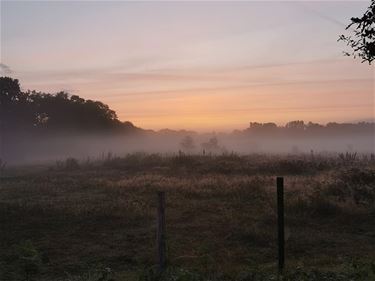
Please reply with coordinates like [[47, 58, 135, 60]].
[[65, 157, 80, 170]]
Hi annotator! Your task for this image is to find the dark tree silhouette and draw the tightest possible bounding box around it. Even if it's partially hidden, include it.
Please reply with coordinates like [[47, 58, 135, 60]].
[[0, 76, 138, 134], [286, 120, 305, 131], [0, 77, 33, 132], [339, 0, 375, 64], [249, 122, 277, 134], [243, 120, 374, 137], [0, 76, 21, 105]]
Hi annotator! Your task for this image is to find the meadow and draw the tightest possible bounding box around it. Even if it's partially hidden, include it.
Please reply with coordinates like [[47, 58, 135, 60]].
[[1, 152, 375, 281]]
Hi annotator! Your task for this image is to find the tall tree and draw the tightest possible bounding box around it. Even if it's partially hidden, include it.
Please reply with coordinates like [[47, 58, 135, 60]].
[[0, 76, 134, 134]]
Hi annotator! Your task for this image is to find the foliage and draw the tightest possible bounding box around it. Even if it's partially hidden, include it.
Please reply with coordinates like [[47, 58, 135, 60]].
[[65, 157, 80, 170], [243, 121, 374, 136], [339, 0, 375, 64], [0, 76, 137, 134]]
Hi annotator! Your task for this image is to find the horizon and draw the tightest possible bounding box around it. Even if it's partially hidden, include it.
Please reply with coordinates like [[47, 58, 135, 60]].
[[1, 1, 374, 132], [2, 2, 375, 278]]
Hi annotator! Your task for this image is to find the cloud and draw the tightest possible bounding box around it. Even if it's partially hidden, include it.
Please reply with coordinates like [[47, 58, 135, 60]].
[[0, 63, 12, 75]]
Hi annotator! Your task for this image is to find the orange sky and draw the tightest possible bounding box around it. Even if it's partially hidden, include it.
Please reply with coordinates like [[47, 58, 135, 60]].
[[1, 1, 374, 132]]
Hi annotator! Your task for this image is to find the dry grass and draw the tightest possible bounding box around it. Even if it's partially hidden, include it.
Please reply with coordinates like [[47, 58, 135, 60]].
[[0, 153, 375, 280]]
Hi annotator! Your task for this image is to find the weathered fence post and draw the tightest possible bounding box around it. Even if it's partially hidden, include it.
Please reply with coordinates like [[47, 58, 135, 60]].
[[157, 191, 167, 272], [277, 177, 285, 275]]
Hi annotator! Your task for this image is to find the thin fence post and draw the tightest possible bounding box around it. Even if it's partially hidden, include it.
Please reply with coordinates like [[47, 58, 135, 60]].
[[157, 191, 167, 272], [277, 177, 285, 275]]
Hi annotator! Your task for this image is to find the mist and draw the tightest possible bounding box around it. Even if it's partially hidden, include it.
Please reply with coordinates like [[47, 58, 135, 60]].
[[2, 127, 374, 166], [1, 77, 373, 165]]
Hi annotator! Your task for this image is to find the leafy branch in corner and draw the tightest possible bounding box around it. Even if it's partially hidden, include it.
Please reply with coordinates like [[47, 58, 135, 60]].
[[339, 0, 375, 64]]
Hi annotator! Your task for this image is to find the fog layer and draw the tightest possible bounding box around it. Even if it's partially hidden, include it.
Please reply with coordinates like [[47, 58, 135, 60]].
[[2, 128, 374, 165]]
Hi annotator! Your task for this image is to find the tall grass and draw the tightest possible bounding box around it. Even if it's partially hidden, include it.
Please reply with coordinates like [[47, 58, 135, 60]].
[[1, 153, 374, 280]]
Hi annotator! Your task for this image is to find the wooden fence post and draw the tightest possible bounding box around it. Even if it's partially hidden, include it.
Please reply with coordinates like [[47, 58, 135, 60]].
[[157, 191, 167, 272], [277, 177, 285, 275]]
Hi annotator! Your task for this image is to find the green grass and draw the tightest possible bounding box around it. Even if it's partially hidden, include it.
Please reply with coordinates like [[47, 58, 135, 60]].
[[1, 153, 375, 280]]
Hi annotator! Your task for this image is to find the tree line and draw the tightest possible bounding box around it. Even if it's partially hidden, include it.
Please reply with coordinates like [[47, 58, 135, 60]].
[[1, 76, 373, 139], [0, 76, 139, 135], [238, 121, 375, 136]]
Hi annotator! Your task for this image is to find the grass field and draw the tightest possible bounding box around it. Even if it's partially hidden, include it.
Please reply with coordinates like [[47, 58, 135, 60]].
[[1, 153, 375, 280]]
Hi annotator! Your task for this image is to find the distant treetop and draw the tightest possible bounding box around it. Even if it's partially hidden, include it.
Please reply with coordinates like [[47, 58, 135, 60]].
[[245, 120, 374, 136]]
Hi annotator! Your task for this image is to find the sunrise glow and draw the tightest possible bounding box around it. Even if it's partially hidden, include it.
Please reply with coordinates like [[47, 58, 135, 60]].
[[1, 1, 373, 131]]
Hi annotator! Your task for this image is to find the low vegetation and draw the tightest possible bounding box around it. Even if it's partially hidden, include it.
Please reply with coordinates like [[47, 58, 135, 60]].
[[1, 153, 375, 280]]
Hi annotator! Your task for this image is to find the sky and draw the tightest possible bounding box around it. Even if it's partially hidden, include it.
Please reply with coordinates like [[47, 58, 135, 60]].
[[0, 0, 374, 132]]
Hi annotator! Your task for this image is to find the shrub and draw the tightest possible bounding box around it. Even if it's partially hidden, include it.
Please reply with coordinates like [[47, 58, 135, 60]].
[[65, 157, 80, 170]]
